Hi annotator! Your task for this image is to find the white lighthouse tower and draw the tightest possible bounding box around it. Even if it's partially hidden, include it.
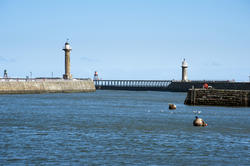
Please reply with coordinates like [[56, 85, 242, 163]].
[[63, 40, 72, 79], [181, 58, 188, 82]]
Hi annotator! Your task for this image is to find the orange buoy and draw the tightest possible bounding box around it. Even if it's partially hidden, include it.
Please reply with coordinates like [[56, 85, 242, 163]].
[[169, 104, 176, 110], [193, 116, 207, 127]]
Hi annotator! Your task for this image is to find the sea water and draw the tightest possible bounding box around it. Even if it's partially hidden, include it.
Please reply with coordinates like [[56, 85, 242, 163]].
[[0, 90, 249, 165]]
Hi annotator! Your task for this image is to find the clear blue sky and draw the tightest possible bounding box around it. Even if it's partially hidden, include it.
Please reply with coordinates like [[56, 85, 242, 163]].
[[0, 0, 249, 81]]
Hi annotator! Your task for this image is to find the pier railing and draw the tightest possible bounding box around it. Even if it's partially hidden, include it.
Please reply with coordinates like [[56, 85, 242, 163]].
[[94, 80, 172, 90]]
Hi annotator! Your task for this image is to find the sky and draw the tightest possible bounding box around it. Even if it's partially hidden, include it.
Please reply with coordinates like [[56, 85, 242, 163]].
[[0, 0, 250, 81]]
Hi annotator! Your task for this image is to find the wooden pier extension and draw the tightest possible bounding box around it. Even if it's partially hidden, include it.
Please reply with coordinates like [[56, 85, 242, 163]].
[[184, 88, 250, 107]]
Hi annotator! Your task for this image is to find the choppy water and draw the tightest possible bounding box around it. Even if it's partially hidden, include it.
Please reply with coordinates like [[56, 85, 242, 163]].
[[0, 90, 249, 165]]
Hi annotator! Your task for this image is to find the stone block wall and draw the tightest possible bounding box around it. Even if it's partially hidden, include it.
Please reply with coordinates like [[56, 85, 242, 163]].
[[184, 89, 250, 107], [0, 79, 96, 94]]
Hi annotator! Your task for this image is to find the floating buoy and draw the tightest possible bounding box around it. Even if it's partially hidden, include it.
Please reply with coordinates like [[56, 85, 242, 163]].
[[193, 116, 207, 127], [169, 104, 176, 110]]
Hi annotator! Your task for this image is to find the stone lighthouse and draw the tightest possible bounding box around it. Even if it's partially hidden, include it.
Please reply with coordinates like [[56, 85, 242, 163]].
[[63, 40, 72, 79], [181, 58, 188, 82]]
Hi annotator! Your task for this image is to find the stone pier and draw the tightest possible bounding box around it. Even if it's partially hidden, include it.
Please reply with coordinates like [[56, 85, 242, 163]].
[[0, 79, 95, 94], [184, 88, 250, 107]]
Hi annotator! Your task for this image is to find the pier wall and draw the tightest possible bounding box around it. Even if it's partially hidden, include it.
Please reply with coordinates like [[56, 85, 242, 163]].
[[167, 81, 250, 92], [0, 79, 96, 94], [184, 89, 250, 107], [94, 80, 250, 92]]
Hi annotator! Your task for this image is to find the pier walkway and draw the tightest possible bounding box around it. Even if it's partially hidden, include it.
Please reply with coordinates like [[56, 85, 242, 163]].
[[94, 80, 172, 91]]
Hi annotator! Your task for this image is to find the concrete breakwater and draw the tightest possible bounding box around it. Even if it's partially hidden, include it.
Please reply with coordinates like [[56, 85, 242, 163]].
[[0, 79, 96, 94], [184, 88, 250, 107]]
